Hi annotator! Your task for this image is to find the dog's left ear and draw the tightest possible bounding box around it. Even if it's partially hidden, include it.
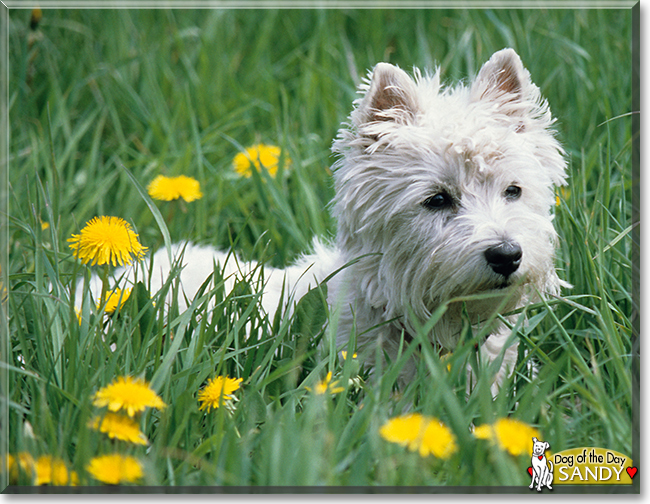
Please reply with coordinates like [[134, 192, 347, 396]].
[[470, 48, 534, 116]]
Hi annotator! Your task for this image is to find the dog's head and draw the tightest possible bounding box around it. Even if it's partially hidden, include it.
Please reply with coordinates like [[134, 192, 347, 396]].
[[532, 437, 551, 457], [332, 49, 567, 341]]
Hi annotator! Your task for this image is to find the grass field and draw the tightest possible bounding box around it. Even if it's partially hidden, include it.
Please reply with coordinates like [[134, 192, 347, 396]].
[[2, 7, 636, 489]]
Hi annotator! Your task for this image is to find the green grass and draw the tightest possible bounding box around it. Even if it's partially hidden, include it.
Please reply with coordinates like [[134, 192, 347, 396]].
[[3, 8, 635, 489]]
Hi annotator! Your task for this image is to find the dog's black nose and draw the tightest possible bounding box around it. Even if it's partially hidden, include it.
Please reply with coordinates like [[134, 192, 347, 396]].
[[484, 242, 522, 277]]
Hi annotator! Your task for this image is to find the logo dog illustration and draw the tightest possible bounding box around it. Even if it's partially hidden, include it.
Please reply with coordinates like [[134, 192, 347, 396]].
[[529, 437, 554, 491]]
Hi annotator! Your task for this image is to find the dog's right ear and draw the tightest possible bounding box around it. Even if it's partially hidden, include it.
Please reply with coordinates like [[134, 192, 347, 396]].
[[532, 437, 538, 443], [470, 48, 535, 117], [355, 63, 419, 126]]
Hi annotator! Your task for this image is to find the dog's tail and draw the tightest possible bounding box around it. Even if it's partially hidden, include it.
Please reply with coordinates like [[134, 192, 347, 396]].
[[547, 461, 554, 473]]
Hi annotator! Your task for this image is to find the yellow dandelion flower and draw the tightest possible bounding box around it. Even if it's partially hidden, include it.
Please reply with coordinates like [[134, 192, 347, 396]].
[[556, 187, 571, 206], [34, 455, 78, 486], [86, 454, 143, 485], [380, 413, 423, 445], [17, 452, 35, 474], [418, 418, 458, 458], [147, 174, 203, 202], [441, 352, 453, 372], [198, 375, 243, 412], [8, 452, 35, 476], [98, 287, 132, 314], [379, 413, 457, 459], [4, 454, 17, 481], [93, 376, 166, 417], [340, 351, 357, 360], [90, 412, 148, 445], [4, 452, 35, 482], [3, 453, 15, 472], [68, 216, 147, 267], [473, 417, 540, 456], [305, 371, 346, 395], [30, 8, 42, 29], [233, 144, 288, 178]]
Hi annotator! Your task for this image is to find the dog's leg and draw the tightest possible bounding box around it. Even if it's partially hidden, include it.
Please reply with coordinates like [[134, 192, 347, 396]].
[[536, 467, 546, 491], [530, 464, 542, 489], [479, 327, 518, 395], [545, 462, 554, 489]]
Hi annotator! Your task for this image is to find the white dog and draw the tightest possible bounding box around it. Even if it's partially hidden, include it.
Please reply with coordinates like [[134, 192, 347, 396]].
[[529, 437, 554, 491], [83, 48, 567, 387]]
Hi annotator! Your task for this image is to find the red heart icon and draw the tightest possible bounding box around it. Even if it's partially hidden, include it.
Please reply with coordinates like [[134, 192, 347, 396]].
[[527, 467, 533, 476], [538, 455, 544, 460], [626, 467, 637, 479]]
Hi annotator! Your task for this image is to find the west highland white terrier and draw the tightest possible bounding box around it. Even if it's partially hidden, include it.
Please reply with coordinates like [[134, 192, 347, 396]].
[[84, 48, 567, 387]]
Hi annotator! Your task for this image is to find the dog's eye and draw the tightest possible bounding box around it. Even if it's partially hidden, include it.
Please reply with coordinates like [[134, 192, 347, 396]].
[[422, 192, 453, 210], [504, 185, 522, 200]]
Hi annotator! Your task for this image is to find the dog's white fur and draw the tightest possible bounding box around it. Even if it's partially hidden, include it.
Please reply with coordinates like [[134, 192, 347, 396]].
[[82, 48, 567, 387], [529, 437, 554, 491]]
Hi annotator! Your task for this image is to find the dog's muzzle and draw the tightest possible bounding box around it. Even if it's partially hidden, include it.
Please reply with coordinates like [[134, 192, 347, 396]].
[[484, 241, 523, 278]]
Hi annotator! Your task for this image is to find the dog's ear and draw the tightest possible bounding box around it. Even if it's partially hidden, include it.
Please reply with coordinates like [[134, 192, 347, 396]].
[[357, 63, 419, 125], [545, 442, 550, 450], [532, 437, 538, 443], [471, 48, 533, 116]]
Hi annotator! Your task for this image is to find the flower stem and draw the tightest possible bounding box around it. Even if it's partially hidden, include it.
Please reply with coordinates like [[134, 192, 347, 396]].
[[98, 263, 109, 313]]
